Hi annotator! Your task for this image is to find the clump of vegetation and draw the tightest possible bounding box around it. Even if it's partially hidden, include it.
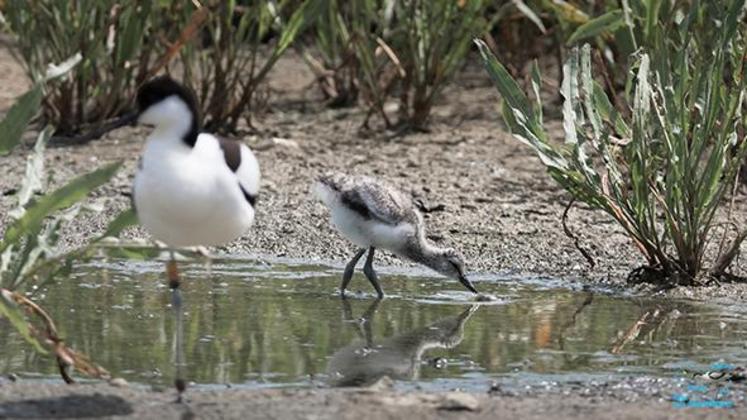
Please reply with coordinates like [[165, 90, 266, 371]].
[[3, 0, 156, 137], [3, 1, 320, 137], [304, 0, 491, 130], [301, 0, 361, 108], [477, 0, 747, 285], [0, 68, 135, 382], [389, 0, 489, 129], [167, 0, 322, 132]]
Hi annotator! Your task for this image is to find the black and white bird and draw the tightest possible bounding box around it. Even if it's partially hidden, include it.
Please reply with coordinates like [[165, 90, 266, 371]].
[[132, 76, 260, 286], [314, 172, 478, 299]]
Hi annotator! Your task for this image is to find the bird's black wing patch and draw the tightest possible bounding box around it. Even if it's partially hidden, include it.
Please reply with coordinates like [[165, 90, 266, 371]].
[[218, 138, 257, 208], [240, 185, 257, 207], [340, 190, 372, 220], [218, 138, 242, 172]]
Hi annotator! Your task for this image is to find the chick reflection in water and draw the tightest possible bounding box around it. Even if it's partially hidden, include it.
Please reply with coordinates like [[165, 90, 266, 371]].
[[327, 301, 479, 387]]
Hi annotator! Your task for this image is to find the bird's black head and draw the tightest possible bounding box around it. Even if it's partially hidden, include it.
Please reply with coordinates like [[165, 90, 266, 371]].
[[137, 76, 198, 116], [136, 76, 200, 146]]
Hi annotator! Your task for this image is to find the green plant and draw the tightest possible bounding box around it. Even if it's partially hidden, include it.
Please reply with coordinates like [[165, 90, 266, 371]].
[[300, 0, 361, 107], [4, 0, 157, 136], [305, 0, 491, 131], [0, 76, 136, 382], [4, 1, 323, 136], [167, 0, 322, 133], [476, 0, 747, 285], [547, 1, 733, 94], [391, 0, 490, 129]]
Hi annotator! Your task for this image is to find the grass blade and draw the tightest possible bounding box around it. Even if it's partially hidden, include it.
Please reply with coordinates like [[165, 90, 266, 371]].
[[0, 85, 42, 156], [474, 39, 535, 129], [0, 161, 122, 253], [14, 127, 51, 211], [98, 207, 138, 241], [512, 0, 546, 33], [567, 9, 623, 45]]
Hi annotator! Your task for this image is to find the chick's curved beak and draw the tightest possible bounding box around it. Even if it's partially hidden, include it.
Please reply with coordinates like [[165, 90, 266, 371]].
[[459, 273, 478, 294]]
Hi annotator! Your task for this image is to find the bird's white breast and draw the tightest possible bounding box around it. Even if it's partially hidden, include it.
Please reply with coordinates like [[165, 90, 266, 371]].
[[134, 133, 254, 247]]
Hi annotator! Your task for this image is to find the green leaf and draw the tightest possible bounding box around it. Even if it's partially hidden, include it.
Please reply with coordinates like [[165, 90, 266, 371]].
[[476, 38, 567, 170], [721, 0, 746, 46], [561, 47, 581, 145], [97, 207, 138, 241], [0, 85, 43, 156], [265, 0, 323, 69], [567, 9, 624, 45], [530, 60, 543, 122], [643, 0, 663, 45], [0, 161, 123, 254], [580, 44, 602, 141], [15, 127, 51, 210], [474, 39, 535, 128], [512, 0, 546, 33], [0, 289, 47, 354], [591, 82, 629, 137]]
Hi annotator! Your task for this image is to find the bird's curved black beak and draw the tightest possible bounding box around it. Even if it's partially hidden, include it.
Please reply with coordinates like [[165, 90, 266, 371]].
[[459, 273, 478, 294], [124, 110, 139, 127]]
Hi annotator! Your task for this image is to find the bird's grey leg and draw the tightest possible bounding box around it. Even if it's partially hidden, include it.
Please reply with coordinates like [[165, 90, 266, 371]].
[[341, 248, 366, 297], [363, 247, 384, 299]]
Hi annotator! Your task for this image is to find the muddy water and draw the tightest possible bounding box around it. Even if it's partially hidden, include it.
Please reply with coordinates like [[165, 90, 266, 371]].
[[1, 257, 746, 390]]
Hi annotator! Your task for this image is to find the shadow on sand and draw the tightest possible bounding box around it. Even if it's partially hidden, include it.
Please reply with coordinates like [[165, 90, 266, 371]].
[[0, 394, 133, 418]]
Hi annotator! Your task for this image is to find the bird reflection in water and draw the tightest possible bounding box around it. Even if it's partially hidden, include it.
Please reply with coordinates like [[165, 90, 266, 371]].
[[327, 300, 479, 387]]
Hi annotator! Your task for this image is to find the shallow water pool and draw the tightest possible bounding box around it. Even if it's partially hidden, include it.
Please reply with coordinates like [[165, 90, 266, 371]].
[[1, 257, 746, 391]]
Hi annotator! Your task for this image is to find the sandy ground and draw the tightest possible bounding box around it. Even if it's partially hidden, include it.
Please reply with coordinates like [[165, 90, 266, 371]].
[[3, 41, 747, 418]]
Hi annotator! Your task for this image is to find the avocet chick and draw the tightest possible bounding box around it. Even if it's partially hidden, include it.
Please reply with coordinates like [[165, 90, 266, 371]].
[[132, 76, 260, 287], [314, 172, 478, 299]]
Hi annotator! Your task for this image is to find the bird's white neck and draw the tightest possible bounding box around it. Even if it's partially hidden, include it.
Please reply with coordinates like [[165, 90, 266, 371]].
[[150, 121, 192, 147], [138, 95, 197, 149], [142, 125, 194, 169]]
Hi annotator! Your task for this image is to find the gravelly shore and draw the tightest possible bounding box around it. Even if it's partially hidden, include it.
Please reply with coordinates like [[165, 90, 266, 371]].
[[1, 376, 745, 420]]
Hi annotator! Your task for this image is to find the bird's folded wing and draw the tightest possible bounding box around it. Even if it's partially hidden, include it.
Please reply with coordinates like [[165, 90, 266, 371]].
[[217, 137, 260, 205], [341, 182, 412, 226]]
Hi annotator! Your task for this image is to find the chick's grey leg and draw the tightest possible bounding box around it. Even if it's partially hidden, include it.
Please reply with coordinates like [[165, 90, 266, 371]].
[[363, 247, 384, 299], [341, 248, 367, 297]]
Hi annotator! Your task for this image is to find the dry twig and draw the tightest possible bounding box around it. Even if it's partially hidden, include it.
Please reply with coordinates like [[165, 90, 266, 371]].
[[1, 288, 110, 383], [561, 198, 596, 268]]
